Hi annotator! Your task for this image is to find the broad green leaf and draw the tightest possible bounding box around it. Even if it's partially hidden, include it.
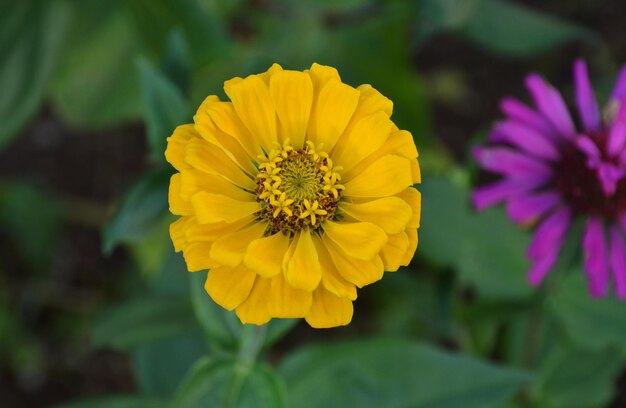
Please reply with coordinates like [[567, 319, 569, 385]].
[[50, 5, 142, 127], [132, 331, 208, 397], [415, 0, 594, 57], [173, 357, 287, 408], [549, 271, 626, 350], [532, 344, 623, 408], [138, 57, 190, 161], [419, 177, 533, 300], [92, 296, 197, 350], [278, 338, 530, 408], [162, 30, 192, 96], [102, 169, 170, 254], [0, 1, 69, 148], [460, 0, 594, 57], [55, 395, 166, 408]]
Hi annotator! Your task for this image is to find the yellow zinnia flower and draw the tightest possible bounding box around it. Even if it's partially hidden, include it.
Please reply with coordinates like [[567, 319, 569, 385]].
[[166, 63, 421, 328]]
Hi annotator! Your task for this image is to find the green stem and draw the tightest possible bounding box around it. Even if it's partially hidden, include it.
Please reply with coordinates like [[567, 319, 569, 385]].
[[224, 325, 268, 408]]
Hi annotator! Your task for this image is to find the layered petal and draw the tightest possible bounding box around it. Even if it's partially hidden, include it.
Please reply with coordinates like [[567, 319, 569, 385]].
[[609, 226, 626, 299], [525, 74, 576, 138], [191, 192, 258, 224], [574, 59, 600, 132], [235, 277, 271, 325], [285, 231, 322, 291], [267, 274, 313, 318], [583, 217, 609, 298], [313, 236, 357, 300], [322, 221, 387, 260], [205, 265, 256, 310], [323, 238, 384, 288], [343, 155, 412, 198], [244, 232, 291, 277], [209, 222, 267, 267], [305, 287, 353, 328], [341, 197, 412, 234], [269, 70, 313, 148]]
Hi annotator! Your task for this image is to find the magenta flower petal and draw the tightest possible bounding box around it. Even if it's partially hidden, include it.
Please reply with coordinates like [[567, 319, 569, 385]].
[[609, 225, 626, 299], [473, 147, 553, 179], [527, 250, 560, 287], [611, 64, 626, 101], [472, 178, 544, 210], [583, 217, 609, 298], [574, 59, 600, 132], [499, 97, 556, 137], [527, 207, 570, 261], [506, 191, 561, 223], [525, 74, 576, 138], [492, 121, 560, 161]]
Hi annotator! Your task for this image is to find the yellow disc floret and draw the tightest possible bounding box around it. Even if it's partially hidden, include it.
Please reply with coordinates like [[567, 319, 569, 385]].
[[255, 140, 344, 234]]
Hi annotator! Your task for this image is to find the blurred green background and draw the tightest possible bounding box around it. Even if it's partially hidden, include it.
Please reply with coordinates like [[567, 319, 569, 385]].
[[2, 0, 626, 407]]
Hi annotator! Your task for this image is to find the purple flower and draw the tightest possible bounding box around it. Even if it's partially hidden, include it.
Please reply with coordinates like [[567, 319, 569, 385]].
[[473, 59, 626, 299]]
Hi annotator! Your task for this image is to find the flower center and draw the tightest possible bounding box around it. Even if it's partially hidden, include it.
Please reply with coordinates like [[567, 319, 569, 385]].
[[554, 132, 626, 219], [255, 140, 344, 234]]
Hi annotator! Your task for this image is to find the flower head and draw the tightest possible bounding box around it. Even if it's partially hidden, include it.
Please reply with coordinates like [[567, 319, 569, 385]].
[[166, 63, 421, 328], [473, 59, 626, 299]]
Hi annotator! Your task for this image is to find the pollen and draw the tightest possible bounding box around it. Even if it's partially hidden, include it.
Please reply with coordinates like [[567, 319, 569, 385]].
[[255, 140, 343, 234]]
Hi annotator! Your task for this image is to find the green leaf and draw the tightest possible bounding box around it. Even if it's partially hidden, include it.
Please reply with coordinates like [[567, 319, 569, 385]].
[[189, 271, 242, 349], [532, 344, 623, 408], [419, 177, 533, 300], [54, 395, 166, 408], [92, 296, 197, 350], [162, 29, 192, 95], [549, 271, 626, 350], [138, 56, 190, 161], [278, 338, 530, 408], [50, 4, 142, 127], [102, 169, 170, 254], [461, 0, 594, 57], [173, 357, 287, 408], [415, 0, 595, 57], [0, 1, 69, 148], [132, 331, 208, 397]]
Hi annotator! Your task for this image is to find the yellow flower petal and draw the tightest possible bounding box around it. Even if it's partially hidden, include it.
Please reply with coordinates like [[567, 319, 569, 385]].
[[323, 238, 384, 288], [343, 155, 412, 198], [313, 236, 357, 300], [205, 101, 263, 159], [257, 63, 284, 84], [411, 158, 421, 184], [387, 130, 418, 159], [322, 221, 387, 261], [184, 215, 253, 243], [183, 242, 219, 272], [396, 187, 421, 228], [236, 277, 271, 325], [165, 124, 198, 171], [191, 191, 258, 224], [184, 139, 255, 189], [403, 228, 418, 266], [209, 222, 267, 267], [244, 232, 291, 277], [169, 173, 193, 215], [354, 84, 393, 117], [308, 63, 340, 90], [305, 287, 353, 329], [380, 232, 409, 272], [225, 74, 277, 150], [341, 196, 412, 235], [269, 70, 313, 148], [332, 111, 393, 172], [308, 79, 359, 151], [179, 169, 253, 202], [170, 216, 190, 252], [267, 274, 313, 318], [285, 231, 322, 291], [205, 264, 256, 310]]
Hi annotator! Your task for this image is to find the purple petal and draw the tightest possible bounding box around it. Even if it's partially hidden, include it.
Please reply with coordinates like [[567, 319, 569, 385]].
[[499, 97, 557, 138], [473, 147, 553, 180], [608, 115, 626, 156], [597, 163, 624, 196], [611, 64, 626, 101], [525, 74, 576, 138], [493, 121, 560, 161], [576, 135, 601, 162], [609, 225, 626, 299], [506, 191, 561, 223], [574, 59, 601, 132], [527, 207, 571, 261], [526, 207, 571, 285], [583, 217, 609, 298], [472, 178, 545, 210]]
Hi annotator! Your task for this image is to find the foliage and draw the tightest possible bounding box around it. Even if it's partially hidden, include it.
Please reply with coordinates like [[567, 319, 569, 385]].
[[1, 0, 624, 407]]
